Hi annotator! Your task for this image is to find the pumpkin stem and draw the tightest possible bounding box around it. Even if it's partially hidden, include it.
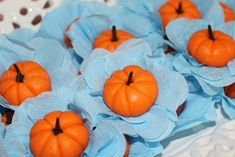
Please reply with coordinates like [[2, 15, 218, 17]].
[[127, 71, 133, 86], [13, 64, 24, 83], [5, 109, 14, 125], [52, 118, 63, 135], [176, 2, 183, 14], [111, 25, 118, 42], [208, 25, 215, 41]]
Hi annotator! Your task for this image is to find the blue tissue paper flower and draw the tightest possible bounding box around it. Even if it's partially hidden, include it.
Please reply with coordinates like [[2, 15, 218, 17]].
[[0, 29, 78, 110], [0, 87, 129, 157], [66, 4, 164, 59], [121, 0, 225, 33], [68, 39, 188, 156], [165, 18, 235, 96]]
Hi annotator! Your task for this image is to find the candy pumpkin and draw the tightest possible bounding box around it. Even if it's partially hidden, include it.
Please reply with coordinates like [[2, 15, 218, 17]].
[[64, 17, 80, 48], [93, 25, 134, 52], [1, 108, 14, 125], [103, 65, 158, 117], [224, 83, 235, 98], [30, 111, 89, 157], [187, 25, 235, 67], [176, 104, 185, 116], [159, 0, 201, 29], [0, 61, 51, 106], [220, 2, 235, 22]]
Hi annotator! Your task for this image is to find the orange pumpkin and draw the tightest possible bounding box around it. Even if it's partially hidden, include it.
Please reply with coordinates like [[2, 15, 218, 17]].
[[187, 25, 235, 67], [159, 0, 201, 29], [103, 65, 158, 117], [64, 17, 80, 48], [176, 104, 185, 116], [93, 25, 134, 52], [224, 83, 235, 98], [0, 61, 51, 106], [30, 111, 89, 157], [220, 2, 235, 22], [1, 108, 14, 125]]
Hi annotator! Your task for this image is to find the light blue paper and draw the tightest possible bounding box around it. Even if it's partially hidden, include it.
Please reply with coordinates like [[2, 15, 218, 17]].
[[166, 19, 235, 96], [72, 39, 189, 145]]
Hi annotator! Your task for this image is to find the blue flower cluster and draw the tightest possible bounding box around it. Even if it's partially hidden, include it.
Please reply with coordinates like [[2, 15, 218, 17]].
[[0, 0, 235, 156]]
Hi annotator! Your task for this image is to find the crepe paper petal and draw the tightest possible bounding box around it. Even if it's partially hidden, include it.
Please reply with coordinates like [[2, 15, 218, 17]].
[[217, 93, 235, 119], [8, 28, 36, 43], [72, 38, 189, 144], [83, 121, 126, 157], [147, 63, 189, 112], [128, 137, 163, 157], [166, 18, 208, 51], [80, 39, 150, 93], [14, 87, 73, 123], [172, 93, 217, 135], [67, 5, 163, 59], [38, 0, 85, 42], [173, 53, 235, 96]]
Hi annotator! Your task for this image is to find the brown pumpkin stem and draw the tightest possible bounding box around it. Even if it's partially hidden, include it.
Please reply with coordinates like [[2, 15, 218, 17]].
[[111, 25, 118, 42], [52, 118, 63, 135], [176, 2, 183, 14], [208, 25, 215, 41], [5, 109, 14, 125], [13, 64, 24, 83], [127, 71, 133, 86]]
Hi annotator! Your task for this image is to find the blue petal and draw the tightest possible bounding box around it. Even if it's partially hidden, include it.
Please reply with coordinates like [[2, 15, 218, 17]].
[[83, 121, 126, 157], [172, 93, 216, 134]]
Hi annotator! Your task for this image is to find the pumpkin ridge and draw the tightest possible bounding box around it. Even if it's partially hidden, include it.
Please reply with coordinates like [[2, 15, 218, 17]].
[[193, 40, 213, 61], [25, 75, 50, 81], [93, 37, 111, 47], [16, 84, 20, 105], [36, 133, 53, 157], [190, 38, 208, 56], [218, 40, 235, 59], [125, 87, 132, 116], [112, 74, 127, 82], [104, 82, 123, 87], [31, 129, 52, 138], [61, 123, 84, 130], [22, 64, 42, 74], [63, 129, 86, 148], [23, 66, 47, 75], [0, 82, 16, 95], [129, 84, 153, 102], [22, 83, 37, 96], [55, 138, 63, 157], [58, 134, 84, 157], [110, 86, 126, 110]]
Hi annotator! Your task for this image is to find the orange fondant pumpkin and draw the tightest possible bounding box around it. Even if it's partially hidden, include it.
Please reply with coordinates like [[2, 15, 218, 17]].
[[176, 104, 185, 116], [224, 83, 235, 98], [93, 25, 134, 52], [220, 2, 235, 22], [103, 65, 158, 117], [64, 17, 80, 48], [159, 0, 201, 29], [187, 25, 235, 67], [0, 61, 51, 106], [30, 111, 89, 157], [1, 108, 14, 125]]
